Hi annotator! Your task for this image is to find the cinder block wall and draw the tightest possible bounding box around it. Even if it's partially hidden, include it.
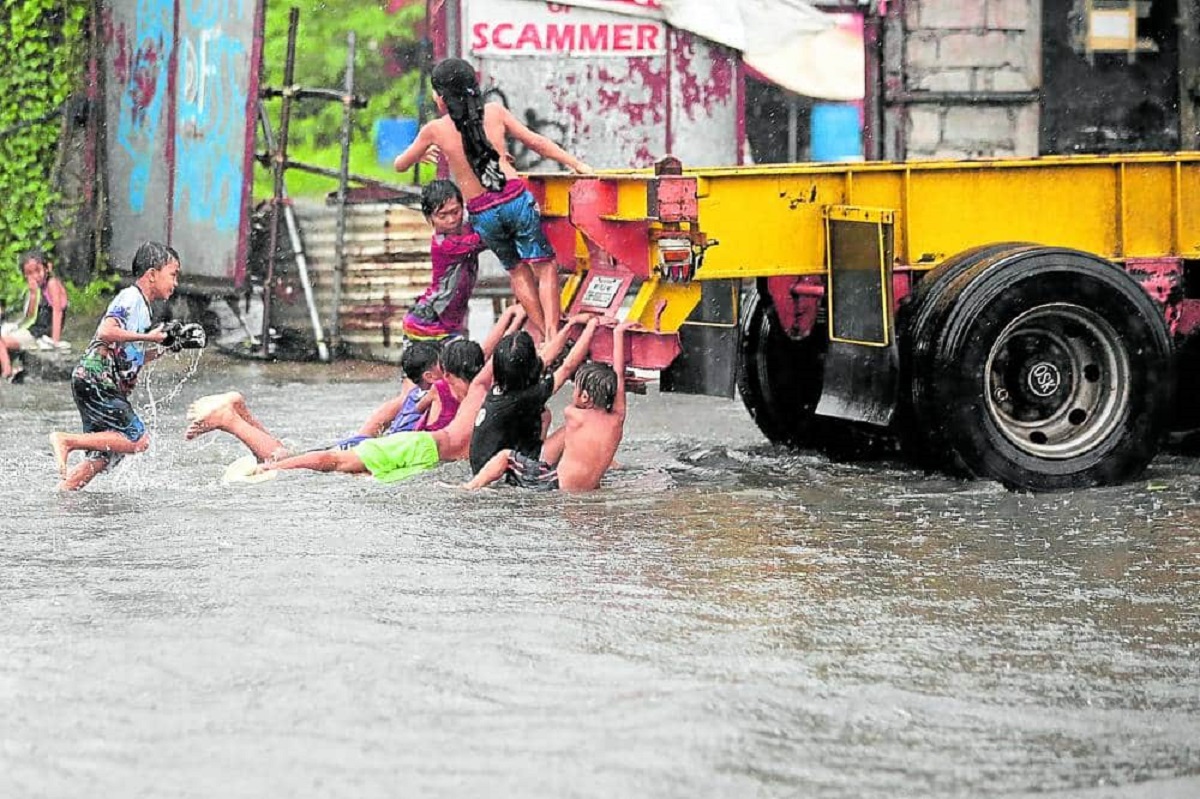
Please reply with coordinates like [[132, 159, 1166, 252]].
[[882, 0, 1042, 160]]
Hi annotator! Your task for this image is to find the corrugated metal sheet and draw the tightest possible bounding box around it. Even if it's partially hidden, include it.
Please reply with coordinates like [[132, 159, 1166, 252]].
[[277, 200, 432, 363]]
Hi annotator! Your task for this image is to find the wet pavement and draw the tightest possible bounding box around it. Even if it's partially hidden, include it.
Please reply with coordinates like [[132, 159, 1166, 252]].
[[2, 351, 1199, 798]]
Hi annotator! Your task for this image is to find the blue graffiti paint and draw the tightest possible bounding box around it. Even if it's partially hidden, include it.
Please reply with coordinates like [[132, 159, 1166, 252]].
[[174, 14, 249, 233], [115, 0, 172, 214]]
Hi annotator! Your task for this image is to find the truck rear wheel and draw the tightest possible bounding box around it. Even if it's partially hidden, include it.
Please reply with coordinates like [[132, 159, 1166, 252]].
[[737, 287, 824, 446], [901, 243, 1040, 464], [908, 248, 1172, 490]]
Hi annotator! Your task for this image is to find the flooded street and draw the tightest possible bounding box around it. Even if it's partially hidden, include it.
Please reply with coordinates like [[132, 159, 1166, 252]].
[[2, 352, 1199, 798]]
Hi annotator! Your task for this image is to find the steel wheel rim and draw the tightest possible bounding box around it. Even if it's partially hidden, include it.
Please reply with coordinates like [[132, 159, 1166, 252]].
[[984, 303, 1129, 460]]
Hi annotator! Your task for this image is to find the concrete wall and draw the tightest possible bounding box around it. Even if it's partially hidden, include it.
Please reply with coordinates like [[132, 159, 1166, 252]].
[[882, 0, 1041, 160]]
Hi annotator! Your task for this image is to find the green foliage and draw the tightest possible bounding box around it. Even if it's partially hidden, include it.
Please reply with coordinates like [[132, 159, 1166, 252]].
[[252, 137, 437, 199], [260, 0, 429, 197], [0, 0, 88, 311], [64, 272, 119, 318]]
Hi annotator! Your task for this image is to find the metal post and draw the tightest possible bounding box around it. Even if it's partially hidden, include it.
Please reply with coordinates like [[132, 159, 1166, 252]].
[[258, 102, 330, 362], [329, 31, 356, 356], [414, 0, 432, 186], [862, 10, 883, 161], [787, 94, 800, 163], [262, 6, 300, 358], [1180, 0, 1200, 150]]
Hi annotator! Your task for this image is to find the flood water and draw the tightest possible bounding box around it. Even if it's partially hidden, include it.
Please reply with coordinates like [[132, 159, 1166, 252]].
[[2, 351, 1199, 798]]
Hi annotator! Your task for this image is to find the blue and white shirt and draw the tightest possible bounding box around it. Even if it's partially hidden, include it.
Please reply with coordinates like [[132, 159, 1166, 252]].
[[74, 286, 153, 395]]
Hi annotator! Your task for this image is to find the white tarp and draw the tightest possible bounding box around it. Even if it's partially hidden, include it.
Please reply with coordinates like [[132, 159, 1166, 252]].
[[520, 0, 864, 100]]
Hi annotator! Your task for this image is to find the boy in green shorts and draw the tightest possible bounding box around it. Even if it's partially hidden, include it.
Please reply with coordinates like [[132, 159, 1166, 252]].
[[186, 305, 526, 482]]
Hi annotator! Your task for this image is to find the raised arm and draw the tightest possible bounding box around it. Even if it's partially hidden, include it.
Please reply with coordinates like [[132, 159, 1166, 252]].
[[538, 312, 593, 371], [391, 123, 437, 174], [499, 106, 592, 173], [552, 317, 599, 393], [481, 304, 527, 358], [611, 320, 635, 417]]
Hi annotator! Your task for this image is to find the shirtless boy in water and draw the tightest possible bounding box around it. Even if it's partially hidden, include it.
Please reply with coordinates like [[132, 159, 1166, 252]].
[[184, 306, 526, 483], [465, 319, 633, 492]]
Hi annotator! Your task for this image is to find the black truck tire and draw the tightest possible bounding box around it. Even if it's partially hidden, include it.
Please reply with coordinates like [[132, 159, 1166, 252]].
[[907, 247, 1172, 490], [736, 286, 825, 447], [901, 243, 1040, 466]]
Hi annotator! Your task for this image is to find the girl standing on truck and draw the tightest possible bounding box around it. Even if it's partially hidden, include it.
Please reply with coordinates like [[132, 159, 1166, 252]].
[[392, 57, 592, 341]]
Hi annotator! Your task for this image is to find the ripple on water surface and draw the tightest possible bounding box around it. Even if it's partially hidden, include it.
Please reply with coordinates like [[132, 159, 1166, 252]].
[[1, 362, 1199, 797]]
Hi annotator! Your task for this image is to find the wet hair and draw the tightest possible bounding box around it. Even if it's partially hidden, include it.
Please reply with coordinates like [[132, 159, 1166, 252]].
[[400, 340, 442, 383], [131, 241, 179, 277], [420, 179, 463, 219], [492, 330, 542, 393], [442, 338, 484, 382], [574, 362, 618, 412], [18, 249, 48, 272], [430, 58, 506, 193]]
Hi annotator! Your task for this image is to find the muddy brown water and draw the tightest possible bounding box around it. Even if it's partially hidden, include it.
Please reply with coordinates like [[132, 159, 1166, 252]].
[[2, 351, 1199, 798]]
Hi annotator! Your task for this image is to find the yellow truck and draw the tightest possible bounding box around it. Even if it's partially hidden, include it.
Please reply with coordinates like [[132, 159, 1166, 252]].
[[526, 152, 1200, 491]]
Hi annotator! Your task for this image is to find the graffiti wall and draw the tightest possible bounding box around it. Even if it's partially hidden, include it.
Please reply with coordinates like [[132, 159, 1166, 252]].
[[102, 0, 261, 290], [462, 0, 739, 169]]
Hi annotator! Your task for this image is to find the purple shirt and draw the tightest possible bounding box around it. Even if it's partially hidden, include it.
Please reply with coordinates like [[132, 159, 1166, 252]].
[[406, 225, 484, 336]]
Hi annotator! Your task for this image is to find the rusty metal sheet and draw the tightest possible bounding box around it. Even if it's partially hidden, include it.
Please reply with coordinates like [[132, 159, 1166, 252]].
[[102, 0, 260, 291], [465, 0, 738, 168]]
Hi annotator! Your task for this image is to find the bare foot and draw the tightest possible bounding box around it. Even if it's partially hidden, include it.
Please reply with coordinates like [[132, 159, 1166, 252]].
[[229, 393, 270, 434], [184, 392, 242, 440], [48, 432, 69, 477]]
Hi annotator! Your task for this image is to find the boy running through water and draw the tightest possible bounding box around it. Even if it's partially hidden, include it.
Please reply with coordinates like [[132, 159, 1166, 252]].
[[402, 180, 485, 342], [392, 57, 592, 341], [48, 242, 182, 491], [465, 320, 632, 492]]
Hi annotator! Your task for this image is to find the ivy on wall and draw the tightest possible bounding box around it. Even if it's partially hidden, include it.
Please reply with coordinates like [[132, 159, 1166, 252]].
[[0, 0, 88, 311]]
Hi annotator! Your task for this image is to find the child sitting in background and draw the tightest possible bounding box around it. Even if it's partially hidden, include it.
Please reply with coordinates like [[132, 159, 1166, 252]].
[[465, 320, 632, 492], [402, 180, 484, 342], [2, 249, 71, 382]]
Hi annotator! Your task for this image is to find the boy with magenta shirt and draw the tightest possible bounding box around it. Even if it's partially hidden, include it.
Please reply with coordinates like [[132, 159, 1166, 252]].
[[402, 180, 484, 342]]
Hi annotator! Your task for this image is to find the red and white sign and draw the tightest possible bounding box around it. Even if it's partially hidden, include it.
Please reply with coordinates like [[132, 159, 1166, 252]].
[[467, 0, 667, 58]]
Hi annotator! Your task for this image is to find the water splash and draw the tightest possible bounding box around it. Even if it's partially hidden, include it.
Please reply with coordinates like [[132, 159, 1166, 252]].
[[104, 350, 205, 493]]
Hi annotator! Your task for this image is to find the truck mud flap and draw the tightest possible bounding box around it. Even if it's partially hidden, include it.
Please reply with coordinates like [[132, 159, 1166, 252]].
[[814, 206, 899, 427], [661, 280, 740, 399], [816, 340, 899, 426]]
